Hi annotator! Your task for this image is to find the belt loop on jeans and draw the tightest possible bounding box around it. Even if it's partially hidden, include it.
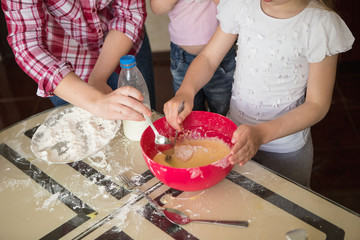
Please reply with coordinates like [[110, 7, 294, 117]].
[[178, 45, 185, 62], [171, 42, 185, 62]]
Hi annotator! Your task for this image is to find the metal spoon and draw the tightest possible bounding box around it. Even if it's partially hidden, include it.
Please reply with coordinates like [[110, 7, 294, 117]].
[[138, 187, 249, 228], [173, 101, 185, 146], [163, 208, 249, 228], [119, 173, 249, 228], [142, 114, 173, 151], [165, 101, 185, 162]]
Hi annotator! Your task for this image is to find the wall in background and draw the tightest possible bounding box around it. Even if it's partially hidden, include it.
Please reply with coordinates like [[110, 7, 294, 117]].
[[145, 1, 171, 53]]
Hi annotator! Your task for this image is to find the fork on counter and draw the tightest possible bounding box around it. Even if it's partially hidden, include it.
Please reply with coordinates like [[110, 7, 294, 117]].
[[119, 173, 138, 190], [118, 173, 163, 211]]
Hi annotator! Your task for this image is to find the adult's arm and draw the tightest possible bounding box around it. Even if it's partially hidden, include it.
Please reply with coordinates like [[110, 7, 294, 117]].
[[55, 0, 150, 119], [88, 0, 147, 93], [2, 0, 73, 97], [55, 72, 151, 121], [2, 0, 151, 120]]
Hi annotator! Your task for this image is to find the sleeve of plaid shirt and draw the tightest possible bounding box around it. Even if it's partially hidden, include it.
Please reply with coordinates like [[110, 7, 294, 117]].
[[109, 0, 147, 53], [1, 0, 73, 97], [1, 0, 147, 97]]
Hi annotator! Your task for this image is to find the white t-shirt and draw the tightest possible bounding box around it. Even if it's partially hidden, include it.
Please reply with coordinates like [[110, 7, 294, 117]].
[[217, 0, 354, 153]]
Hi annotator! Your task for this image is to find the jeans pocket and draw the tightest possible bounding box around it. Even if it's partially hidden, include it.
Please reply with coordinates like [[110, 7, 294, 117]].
[[170, 57, 179, 71], [219, 49, 236, 74]]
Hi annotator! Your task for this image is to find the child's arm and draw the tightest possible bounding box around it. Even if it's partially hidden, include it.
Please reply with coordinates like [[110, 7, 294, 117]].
[[150, 0, 178, 15], [164, 26, 237, 131], [229, 54, 338, 166]]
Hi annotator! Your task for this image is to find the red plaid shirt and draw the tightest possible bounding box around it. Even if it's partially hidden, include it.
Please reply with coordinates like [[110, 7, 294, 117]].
[[1, 0, 146, 97]]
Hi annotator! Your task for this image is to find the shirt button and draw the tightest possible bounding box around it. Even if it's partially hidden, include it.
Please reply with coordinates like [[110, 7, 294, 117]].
[[98, 28, 102, 33], [92, 8, 96, 13]]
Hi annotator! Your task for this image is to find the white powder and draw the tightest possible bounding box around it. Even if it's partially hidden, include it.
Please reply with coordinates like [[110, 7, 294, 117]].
[[88, 149, 112, 172], [174, 145, 194, 161], [0, 178, 32, 192], [212, 157, 231, 169], [31, 106, 121, 164], [35, 192, 60, 212], [188, 167, 204, 179]]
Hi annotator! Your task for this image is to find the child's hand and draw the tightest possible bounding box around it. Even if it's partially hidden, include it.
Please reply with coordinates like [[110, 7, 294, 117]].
[[228, 124, 264, 166], [164, 95, 193, 132]]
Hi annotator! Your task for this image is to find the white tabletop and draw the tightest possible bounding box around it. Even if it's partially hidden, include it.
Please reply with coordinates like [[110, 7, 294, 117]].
[[0, 106, 359, 240]]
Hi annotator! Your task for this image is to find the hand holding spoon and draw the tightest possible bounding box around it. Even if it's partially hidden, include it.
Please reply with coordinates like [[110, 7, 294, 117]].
[[173, 101, 185, 145], [165, 101, 185, 162]]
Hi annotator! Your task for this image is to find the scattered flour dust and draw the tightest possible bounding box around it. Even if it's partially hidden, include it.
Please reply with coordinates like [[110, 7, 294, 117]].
[[108, 193, 146, 233], [188, 167, 204, 179], [30, 105, 121, 163], [88, 149, 113, 172], [35, 192, 61, 212], [0, 177, 32, 192]]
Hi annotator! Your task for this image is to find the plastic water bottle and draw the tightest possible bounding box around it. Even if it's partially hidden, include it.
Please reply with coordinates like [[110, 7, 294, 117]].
[[118, 55, 150, 141]]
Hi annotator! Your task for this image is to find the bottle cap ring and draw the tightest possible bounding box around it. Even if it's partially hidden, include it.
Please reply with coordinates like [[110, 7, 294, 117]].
[[120, 55, 137, 68]]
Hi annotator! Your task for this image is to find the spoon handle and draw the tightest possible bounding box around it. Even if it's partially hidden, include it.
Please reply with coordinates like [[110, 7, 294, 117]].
[[191, 219, 249, 228], [143, 114, 160, 135], [173, 101, 185, 146]]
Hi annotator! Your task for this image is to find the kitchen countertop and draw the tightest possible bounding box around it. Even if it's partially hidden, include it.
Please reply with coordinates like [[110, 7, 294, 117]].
[[0, 106, 359, 240]]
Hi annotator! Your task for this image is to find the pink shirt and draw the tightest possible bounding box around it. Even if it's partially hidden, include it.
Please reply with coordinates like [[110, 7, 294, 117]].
[[2, 0, 146, 97], [168, 0, 218, 46]]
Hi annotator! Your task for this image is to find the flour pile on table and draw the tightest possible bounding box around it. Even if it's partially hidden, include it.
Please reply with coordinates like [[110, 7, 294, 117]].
[[31, 105, 121, 163]]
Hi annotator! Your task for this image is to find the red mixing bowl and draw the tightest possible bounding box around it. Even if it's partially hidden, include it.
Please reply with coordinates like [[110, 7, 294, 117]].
[[140, 111, 237, 191]]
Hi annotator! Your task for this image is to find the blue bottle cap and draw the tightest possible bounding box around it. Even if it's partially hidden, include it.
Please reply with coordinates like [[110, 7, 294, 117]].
[[120, 55, 137, 68]]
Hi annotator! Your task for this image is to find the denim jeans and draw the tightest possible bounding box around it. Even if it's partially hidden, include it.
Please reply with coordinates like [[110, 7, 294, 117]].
[[170, 42, 236, 116], [50, 30, 155, 109]]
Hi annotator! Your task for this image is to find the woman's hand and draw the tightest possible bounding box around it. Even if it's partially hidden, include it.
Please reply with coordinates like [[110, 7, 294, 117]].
[[163, 93, 194, 131], [92, 86, 152, 121], [54, 73, 151, 121], [229, 124, 264, 166]]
